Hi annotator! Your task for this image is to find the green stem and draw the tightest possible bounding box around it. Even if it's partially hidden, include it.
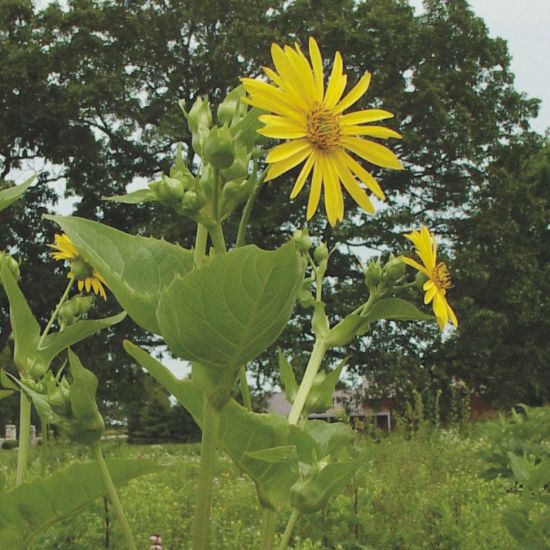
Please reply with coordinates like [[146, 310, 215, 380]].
[[194, 223, 209, 269], [38, 277, 74, 347], [15, 391, 32, 486], [260, 508, 277, 550], [239, 367, 252, 411], [278, 510, 300, 550], [192, 397, 221, 550], [209, 224, 227, 254], [212, 168, 221, 222], [235, 169, 264, 248], [287, 339, 328, 425], [40, 420, 48, 477], [95, 446, 137, 550]]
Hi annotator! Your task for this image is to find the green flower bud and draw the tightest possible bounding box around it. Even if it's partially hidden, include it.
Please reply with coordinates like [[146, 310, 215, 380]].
[[290, 477, 325, 514], [293, 229, 312, 253], [29, 362, 47, 380], [220, 146, 249, 181], [297, 277, 315, 308], [180, 190, 207, 213], [204, 126, 235, 169], [313, 243, 329, 264], [383, 255, 406, 282], [69, 257, 94, 281], [217, 86, 246, 126], [415, 270, 429, 288], [364, 260, 383, 290], [185, 96, 212, 134], [153, 175, 186, 204], [49, 385, 72, 417]]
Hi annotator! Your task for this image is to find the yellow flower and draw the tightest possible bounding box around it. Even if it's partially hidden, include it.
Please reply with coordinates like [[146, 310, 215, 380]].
[[48, 233, 107, 300], [403, 226, 458, 331], [241, 37, 403, 226]]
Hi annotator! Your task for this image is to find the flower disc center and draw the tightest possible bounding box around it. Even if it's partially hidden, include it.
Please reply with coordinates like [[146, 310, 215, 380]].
[[306, 105, 341, 150], [432, 262, 451, 291]]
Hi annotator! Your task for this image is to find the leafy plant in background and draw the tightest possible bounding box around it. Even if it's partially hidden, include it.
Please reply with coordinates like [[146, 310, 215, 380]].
[[479, 405, 550, 548]]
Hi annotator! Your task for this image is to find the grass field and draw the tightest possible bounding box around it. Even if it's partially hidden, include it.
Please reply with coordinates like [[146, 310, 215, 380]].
[[0, 426, 515, 549]]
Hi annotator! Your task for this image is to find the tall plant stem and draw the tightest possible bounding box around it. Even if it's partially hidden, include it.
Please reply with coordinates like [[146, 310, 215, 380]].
[[277, 510, 300, 550], [194, 223, 209, 269], [235, 170, 264, 248], [287, 338, 328, 425], [40, 420, 48, 477], [260, 508, 277, 550], [192, 397, 221, 550], [15, 391, 31, 486], [95, 445, 137, 550], [38, 277, 74, 346], [209, 224, 226, 254]]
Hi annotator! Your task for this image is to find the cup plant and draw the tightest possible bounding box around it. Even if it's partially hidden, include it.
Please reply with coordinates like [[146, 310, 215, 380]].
[[0, 37, 459, 549]]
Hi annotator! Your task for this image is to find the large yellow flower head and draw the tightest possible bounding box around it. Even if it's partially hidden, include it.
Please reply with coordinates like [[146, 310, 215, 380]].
[[241, 37, 403, 226], [403, 226, 458, 331], [48, 233, 107, 300]]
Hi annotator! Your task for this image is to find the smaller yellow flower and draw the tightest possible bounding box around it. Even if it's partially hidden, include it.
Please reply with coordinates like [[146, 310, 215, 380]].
[[403, 226, 458, 331], [48, 233, 107, 300]]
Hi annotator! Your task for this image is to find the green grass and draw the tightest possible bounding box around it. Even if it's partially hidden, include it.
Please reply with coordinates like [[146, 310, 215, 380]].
[[0, 428, 514, 549]]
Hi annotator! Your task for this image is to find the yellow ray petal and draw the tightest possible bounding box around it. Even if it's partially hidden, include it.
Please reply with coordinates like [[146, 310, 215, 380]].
[[334, 72, 371, 114], [342, 136, 404, 170], [334, 155, 375, 214], [307, 154, 323, 219], [258, 126, 308, 139], [308, 37, 324, 101], [266, 139, 311, 163], [241, 94, 305, 123], [286, 45, 316, 104], [338, 151, 385, 200], [341, 125, 402, 139], [447, 302, 458, 327], [271, 44, 310, 105], [324, 51, 346, 108], [403, 256, 430, 277], [265, 147, 312, 181], [290, 152, 316, 199], [340, 109, 394, 126]]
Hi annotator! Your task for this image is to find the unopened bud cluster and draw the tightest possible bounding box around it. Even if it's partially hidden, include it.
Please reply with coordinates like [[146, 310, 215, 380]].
[[58, 294, 93, 328], [364, 254, 406, 292]]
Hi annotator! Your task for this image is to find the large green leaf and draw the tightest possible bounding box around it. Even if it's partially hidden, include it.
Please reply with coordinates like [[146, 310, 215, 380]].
[[157, 242, 304, 368], [0, 175, 35, 212], [0, 458, 162, 548], [39, 312, 126, 367], [0, 260, 42, 374], [124, 341, 315, 510], [46, 216, 194, 334]]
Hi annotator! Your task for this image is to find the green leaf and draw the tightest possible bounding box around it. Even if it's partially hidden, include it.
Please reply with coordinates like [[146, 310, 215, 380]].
[[290, 457, 363, 514], [102, 188, 158, 204], [304, 361, 345, 415], [157, 242, 304, 369], [305, 420, 355, 459], [0, 389, 13, 400], [39, 312, 126, 367], [526, 457, 550, 490], [0, 458, 162, 548], [508, 452, 531, 484], [231, 107, 264, 151], [66, 350, 105, 446], [278, 349, 298, 404], [0, 175, 35, 212], [0, 259, 42, 375], [11, 375, 61, 425], [46, 216, 194, 334], [362, 298, 434, 325], [246, 446, 296, 463]]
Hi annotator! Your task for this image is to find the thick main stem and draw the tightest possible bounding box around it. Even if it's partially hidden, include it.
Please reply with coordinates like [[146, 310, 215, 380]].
[[287, 339, 328, 425], [15, 391, 32, 486], [192, 397, 221, 550], [95, 446, 137, 550], [194, 223, 209, 269], [40, 420, 48, 477], [278, 510, 300, 550], [260, 508, 277, 550]]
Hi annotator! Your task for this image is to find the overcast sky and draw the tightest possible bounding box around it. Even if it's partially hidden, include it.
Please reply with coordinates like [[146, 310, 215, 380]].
[[411, 0, 550, 133]]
